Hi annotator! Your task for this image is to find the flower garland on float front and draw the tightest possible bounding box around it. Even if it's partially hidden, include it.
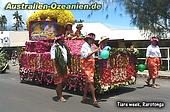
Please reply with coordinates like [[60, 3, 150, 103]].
[[19, 40, 139, 93]]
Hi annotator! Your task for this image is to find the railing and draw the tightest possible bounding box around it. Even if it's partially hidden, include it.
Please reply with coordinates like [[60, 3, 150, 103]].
[[137, 47, 170, 71]]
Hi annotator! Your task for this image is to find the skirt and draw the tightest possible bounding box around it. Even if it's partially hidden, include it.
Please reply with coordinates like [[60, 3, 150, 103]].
[[147, 57, 161, 79], [81, 58, 95, 83]]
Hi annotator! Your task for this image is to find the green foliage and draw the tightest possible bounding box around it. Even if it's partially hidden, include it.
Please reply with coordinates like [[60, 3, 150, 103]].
[[0, 50, 7, 69], [12, 11, 25, 31], [0, 15, 7, 30], [89, 0, 170, 38], [123, 0, 170, 38]]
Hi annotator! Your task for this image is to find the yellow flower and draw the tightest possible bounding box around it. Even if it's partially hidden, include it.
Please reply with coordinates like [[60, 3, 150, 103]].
[[26, 10, 74, 29]]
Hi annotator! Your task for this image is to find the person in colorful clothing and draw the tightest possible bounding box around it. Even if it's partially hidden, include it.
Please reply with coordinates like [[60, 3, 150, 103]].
[[80, 33, 100, 108], [50, 35, 71, 102], [145, 36, 162, 89]]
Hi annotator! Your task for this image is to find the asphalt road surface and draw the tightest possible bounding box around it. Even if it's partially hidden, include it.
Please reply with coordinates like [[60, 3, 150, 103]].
[[0, 66, 169, 112]]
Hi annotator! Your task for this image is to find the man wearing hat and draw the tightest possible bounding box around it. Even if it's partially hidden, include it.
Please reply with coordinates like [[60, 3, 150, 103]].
[[98, 36, 109, 57], [50, 35, 71, 102], [75, 24, 83, 38], [80, 33, 100, 108], [145, 36, 162, 89], [98, 36, 109, 48]]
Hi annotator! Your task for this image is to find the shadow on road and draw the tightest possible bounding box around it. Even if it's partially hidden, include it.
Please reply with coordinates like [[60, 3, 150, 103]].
[[136, 84, 152, 89]]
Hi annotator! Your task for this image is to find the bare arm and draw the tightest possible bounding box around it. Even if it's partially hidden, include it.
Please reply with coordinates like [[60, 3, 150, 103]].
[[86, 48, 99, 58]]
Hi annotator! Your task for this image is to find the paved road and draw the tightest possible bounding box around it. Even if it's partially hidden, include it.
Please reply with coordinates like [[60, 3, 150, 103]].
[[0, 66, 169, 112]]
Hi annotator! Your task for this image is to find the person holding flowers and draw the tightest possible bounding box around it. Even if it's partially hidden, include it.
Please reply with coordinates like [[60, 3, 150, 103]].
[[145, 36, 162, 89], [80, 33, 100, 108], [50, 35, 71, 102]]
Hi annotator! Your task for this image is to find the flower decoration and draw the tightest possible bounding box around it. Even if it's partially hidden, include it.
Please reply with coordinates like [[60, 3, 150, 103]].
[[26, 9, 75, 30], [20, 39, 137, 93]]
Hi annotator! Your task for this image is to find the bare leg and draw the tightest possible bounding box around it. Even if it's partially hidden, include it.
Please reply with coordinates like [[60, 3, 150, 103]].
[[82, 83, 88, 100], [145, 76, 151, 86], [56, 83, 66, 101], [89, 83, 97, 102], [147, 77, 151, 83], [152, 79, 155, 85], [89, 82, 100, 108]]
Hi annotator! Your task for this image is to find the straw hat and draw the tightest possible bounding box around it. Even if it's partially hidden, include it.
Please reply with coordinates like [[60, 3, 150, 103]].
[[76, 24, 83, 28], [98, 36, 109, 44], [65, 22, 73, 28]]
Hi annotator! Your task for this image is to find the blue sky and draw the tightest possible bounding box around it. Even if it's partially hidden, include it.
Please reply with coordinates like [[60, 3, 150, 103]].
[[0, 0, 136, 30]]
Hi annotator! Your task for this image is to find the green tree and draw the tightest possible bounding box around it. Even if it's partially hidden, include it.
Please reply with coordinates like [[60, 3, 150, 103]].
[[74, 19, 85, 23], [0, 15, 7, 30], [12, 11, 25, 31], [88, 0, 170, 38], [122, 0, 170, 38]]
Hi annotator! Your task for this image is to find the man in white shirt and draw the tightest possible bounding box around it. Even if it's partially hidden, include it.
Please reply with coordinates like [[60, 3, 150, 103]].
[[50, 35, 71, 102], [80, 33, 100, 108]]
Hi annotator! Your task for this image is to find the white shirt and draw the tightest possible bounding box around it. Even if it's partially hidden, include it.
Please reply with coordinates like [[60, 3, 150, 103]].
[[50, 43, 68, 63], [81, 42, 94, 58], [146, 45, 161, 57]]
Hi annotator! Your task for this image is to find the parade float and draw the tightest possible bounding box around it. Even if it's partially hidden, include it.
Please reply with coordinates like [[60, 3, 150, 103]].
[[19, 9, 138, 93]]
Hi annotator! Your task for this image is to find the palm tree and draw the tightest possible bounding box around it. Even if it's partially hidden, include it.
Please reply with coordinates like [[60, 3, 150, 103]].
[[1, 15, 7, 30], [12, 11, 25, 31], [0, 15, 3, 30]]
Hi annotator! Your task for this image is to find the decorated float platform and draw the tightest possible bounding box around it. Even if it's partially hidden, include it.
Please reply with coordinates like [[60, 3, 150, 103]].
[[19, 9, 137, 93], [19, 38, 137, 93]]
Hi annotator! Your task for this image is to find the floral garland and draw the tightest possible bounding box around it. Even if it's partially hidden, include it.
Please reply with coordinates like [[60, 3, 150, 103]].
[[20, 68, 54, 85], [20, 40, 138, 93], [26, 9, 74, 30]]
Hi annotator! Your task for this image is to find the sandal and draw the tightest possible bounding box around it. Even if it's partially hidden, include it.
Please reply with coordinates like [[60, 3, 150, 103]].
[[59, 97, 67, 102], [151, 84, 160, 89], [93, 101, 100, 108]]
